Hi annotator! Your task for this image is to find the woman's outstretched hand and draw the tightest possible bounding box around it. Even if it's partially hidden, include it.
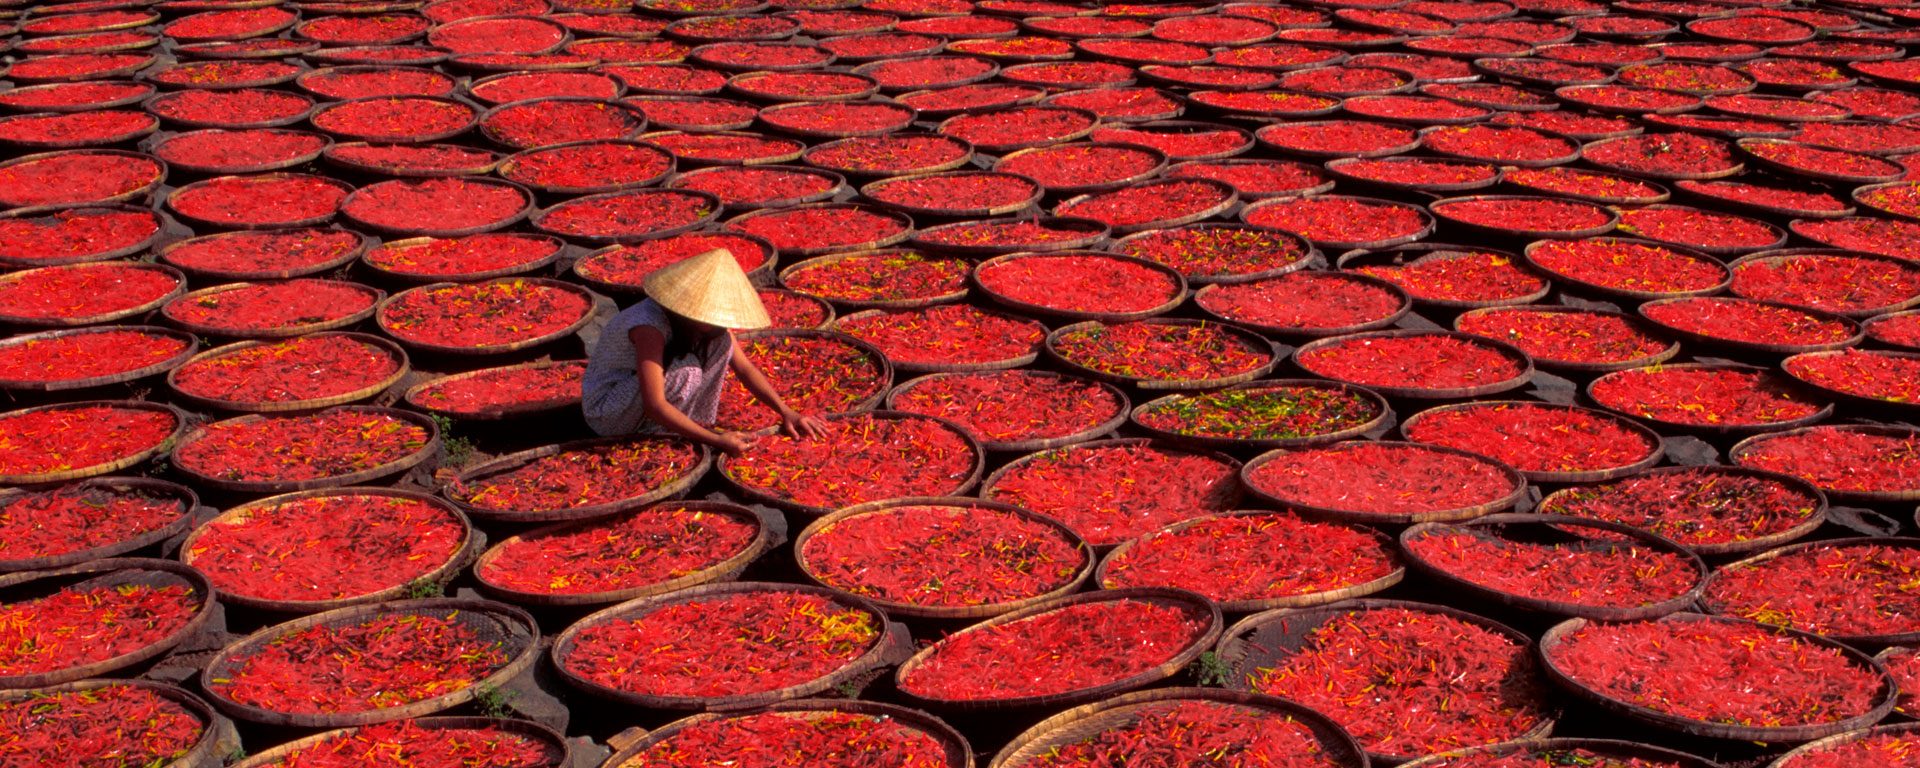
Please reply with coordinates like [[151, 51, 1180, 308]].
[[715, 432, 756, 457], [781, 412, 828, 440]]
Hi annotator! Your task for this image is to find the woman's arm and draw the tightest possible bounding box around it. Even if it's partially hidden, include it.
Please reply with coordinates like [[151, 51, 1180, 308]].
[[730, 335, 827, 439], [630, 326, 752, 455]]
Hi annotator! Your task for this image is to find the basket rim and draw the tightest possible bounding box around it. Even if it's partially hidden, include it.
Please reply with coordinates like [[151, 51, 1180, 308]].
[[716, 409, 985, 515], [0, 260, 185, 327], [0, 476, 199, 573], [1293, 328, 1537, 400], [1241, 438, 1529, 525], [0, 557, 215, 689], [1045, 317, 1281, 391], [1128, 377, 1392, 451], [376, 277, 597, 355], [1400, 512, 1710, 621], [472, 499, 775, 608], [166, 332, 410, 414], [446, 434, 714, 522], [988, 687, 1367, 768], [403, 358, 587, 420], [0, 324, 197, 392], [1401, 398, 1666, 484], [1096, 509, 1406, 614], [157, 227, 373, 281], [169, 406, 441, 494], [1700, 535, 1920, 646], [882, 369, 1131, 453], [162, 279, 383, 339], [0, 399, 187, 485], [972, 249, 1190, 322], [0, 678, 230, 768]]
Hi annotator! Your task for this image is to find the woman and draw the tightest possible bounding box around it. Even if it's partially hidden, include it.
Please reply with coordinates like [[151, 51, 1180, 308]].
[[582, 248, 824, 454]]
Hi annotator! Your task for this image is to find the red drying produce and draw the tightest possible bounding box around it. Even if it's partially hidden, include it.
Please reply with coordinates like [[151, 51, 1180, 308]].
[[0, 81, 151, 112], [576, 233, 768, 290], [1351, 250, 1545, 305], [1589, 366, 1825, 428], [165, 280, 376, 335], [271, 720, 563, 768], [187, 492, 463, 603], [1776, 731, 1920, 768], [453, 438, 703, 514], [0, 404, 177, 478], [913, 219, 1101, 250], [723, 413, 977, 510], [714, 333, 886, 431], [413, 361, 584, 418], [1168, 159, 1329, 199], [211, 611, 513, 714], [471, 71, 620, 104], [1871, 313, 1920, 349], [804, 135, 970, 176], [758, 290, 828, 330], [1888, 648, 1920, 715], [1786, 349, 1920, 404], [1405, 524, 1700, 608], [299, 68, 456, 100], [864, 173, 1036, 214], [623, 709, 948, 768], [1334, 158, 1498, 189], [168, 174, 348, 229], [481, 100, 645, 149], [0, 207, 158, 266], [670, 166, 836, 207], [171, 335, 400, 406], [0, 683, 206, 768], [1540, 468, 1822, 552], [310, 97, 476, 142], [1431, 198, 1612, 235], [1010, 699, 1344, 768], [1617, 207, 1781, 251], [381, 279, 589, 351], [1103, 512, 1398, 604], [1089, 125, 1251, 160], [1527, 239, 1727, 296], [783, 251, 968, 305], [152, 129, 327, 172], [984, 442, 1237, 546], [727, 206, 908, 255], [1642, 297, 1856, 348], [146, 88, 313, 128], [1793, 217, 1920, 262], [1051, 321, 1271, 383], [0, 111, 154, 147], [1113, 226, 1308, 282], [1502, 167, 1668, 203], [326, 143, 500, 176], [1246, 442, 1515, 520], [1707, 542, 1920, 639], [899, 598, 1209, 701], [1736, 427, 1920, 497], [1732, 253, 1920, 315], [343, 178, 530, 235], [1419, 746, 1699, 768], [731, 71, 875, 100], [1745, 140, 1901, 180], [0, 328, 188, 384], [478, 503, 758, 597], [889, 370, 1124, 447], [1259, 121, 1416, 156], [995, 144, 1161, 192], [0, 581, 199, 676], [1547, 616, 1884, 729], [560, 589, 881, 698], [836, 305, 1044, 368], [977, 254, 1180, 315], [1046, 88, 1182, 121], [1054, 179, 1232, 230], [1244, 196, 1430, 246], [898, 84, 1044, 116], [174, 409, 427, 485], [760, 102, 915, 136], [0, 263, 178, 324], [800, 503, 1085, 608], [0, 482, 187, 564], [1246, 606, 1550, 758], [1423, 124, 1577, 164], [1408, 402, 1656, 477], [1457, 308, 1671, 367], [1198, 273, 1405, 333], [1297, 333, 1524, 392], [1134, 383, 1380, 442], [162, 229, 365, 278], [365, 234, 558, 280]]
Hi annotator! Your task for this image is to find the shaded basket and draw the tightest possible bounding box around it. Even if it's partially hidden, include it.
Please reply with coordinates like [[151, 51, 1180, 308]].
[[166, 333, 410, 414], [972, 250, 1189, 323], [157, 229, 373, 281], [144, 90, 315, 130], [1400, 513, 1709, 621], [1046, 318, 1280, 391], [1534, 465, 1829, 558], [551, 581, 911, 711], [341, 177, 535, 238], [724, 203, 912, 258], [473, 501, 777, 608], [859, 170, 1042, 219], [1054, 177, 1239, 235], [883, 370, 1130, 453], [667, 163, 839, 210], [1637, 297, 1864, 357], [403, 359, 585, 421], [834, 306, 1043, 373], [792, 496, 1095, 621], [362, 234, 565, 284], [1732, 248, 1920, 319], [0, 558, 214, 689], [994, 143, 1167, 197], [1096, 510, 1406, 614], [0, 400, 187, 485], [893, 588, 1222, 712], [169, 407, 440, 494], [0, 261, 184, 327], [0, 203, 167, 266], [323, 141, 503, 178], [1337, 242, 1551, 311], [1700, 536, 1920, 646], [979, 437, 1245, 543], [1129, 378, 1392, 452], [0, 149, 167, 208], [0, 678, 233, 768], [802, 132, 975, 179], [146, 129, 331, 175], [377, 278, 597, 356], [1537, 612, 1895, 743], [1213, 598, 1558, 764], [0, 325, 196, 392], [607, 703, 965, 767], [446, 436, 713, 523], [1765, 723, 1920, 767], [1730, 424, 1920, 504], [179, 488, 477, 613], [165, 173, 354, 231], [1400, 400, 1666, 484], [1399, 739, 1725, 768], [717, 410, 986, 515], [1454, 306, 1680, 374], [478, 97, 648, 149], [1588, 362, 1835, 436], [1240, 194, 1437, 252], [777, 249, 969, 311], [1192, 271, 1411, 338], [310, 96, 478, 144], [1521, 237, 1730, 303], [235, 717, 569, 768], [990, 688, 1367, 768], [1783, 349, 1920, 414], [909, 216, 1111, 257], [1294, 329, 1537, 400], [0, 477, 198, 573], [1429, 194, 1621, 240], [1739, 138, 1904, 185], [1241, 440, 1529, 525], [202, 598, 541, 728], [164, 282, 383, 339]]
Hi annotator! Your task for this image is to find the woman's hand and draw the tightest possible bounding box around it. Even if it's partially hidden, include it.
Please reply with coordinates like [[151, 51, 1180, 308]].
[[781, 412, 828, 440], [714, 432, 756, 457]]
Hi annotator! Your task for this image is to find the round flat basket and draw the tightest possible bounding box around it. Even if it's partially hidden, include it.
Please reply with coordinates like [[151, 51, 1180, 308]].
[[716, 410, 985, 515], [1094, 510, 1406, 614], [550, 581, 907, 711], [0, 679, 233, 768], [1400, 513, 1708, 621], [1700, 536, 1920, 647], [1765, 723, 1920, 768], [0, 399, 187, 485], [402, 359, 585, 421], [1537, 612, 1895, 743], [1398, 739, 1725, 768], [1240, 440, 1528, 525], [169, 407, 441, 494], [178, 487, 477, 613], [1729, 424, 1920, 504], [165, 333, 410, 414], [1399, 400, 1665, 484], [0, 203, 167, 266], [156, 228, 373, 281], [0, 325, 196, 392], [1045, 318, 1279, 391], [162, 282, 384, 339], [0, 558, 215, 689], [0, 476, 197, 573], [446, 436, 713, 523], [0, 261, 185, 327], [792, 496, 1095, 621], [377, 278, 596, 356], [990, 687, 1367, 768], [233, 717, 570, 768], [1128, 378, 1391, 452], [1534, 465, 1829, 558], [473, 500, 775, 608], [892, 587, 1221, 712], [605, 700, 970, 768], [883, 370, 1130, 454], [1292, 329, 1536, 400]]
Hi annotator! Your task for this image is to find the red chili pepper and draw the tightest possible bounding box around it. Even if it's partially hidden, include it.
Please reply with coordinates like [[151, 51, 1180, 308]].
[[801, 503, 1084, 607], [627, 709, 947, 768], [724, 413, 976, 509], [1018, 699, 1344, 768], [1590, 366, 1824, 427], [0, 582, 200, 676], [1246, 442, 1515, 517], [212, 612, 512, 714], [1197, 272, 1404, 330], [714, 334, 885, 431], [0, 683, 205, 768], [479, 503, 757, 596], [1104, 512, 1398, 603], [382, 279, 589, 350], [0, 329, 187, 384], [985, 443, 1237, 546], [452, 439, 704, 513], [1406, 402, 1656, 475], [273, 719, 562, 768], [188, 492, 461, 602], [900, 598, 1206, 701], [0, 404, 177, 477]]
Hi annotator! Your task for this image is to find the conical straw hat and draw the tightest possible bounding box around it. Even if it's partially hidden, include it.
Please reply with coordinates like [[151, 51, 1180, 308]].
[[642, 248, 771, 330]]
